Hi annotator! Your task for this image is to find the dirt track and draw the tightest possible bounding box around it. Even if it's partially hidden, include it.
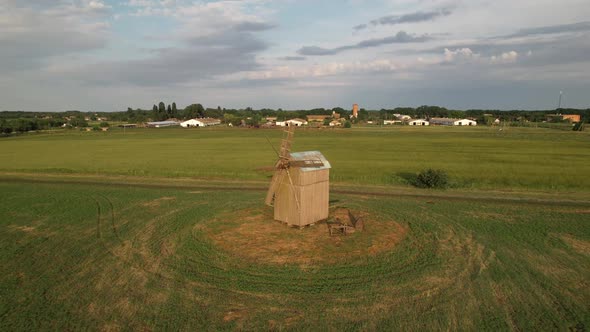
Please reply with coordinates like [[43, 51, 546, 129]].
[[2, 174, 589, 208]]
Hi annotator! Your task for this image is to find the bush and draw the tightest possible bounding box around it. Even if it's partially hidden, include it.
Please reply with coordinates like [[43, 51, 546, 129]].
[[415, 169, 449, 189], [99, 122, 109, 128], [344, 121, 352, 128]]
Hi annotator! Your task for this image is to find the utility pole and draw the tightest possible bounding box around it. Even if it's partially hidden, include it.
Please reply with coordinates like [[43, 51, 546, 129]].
[[557, 91, 563, 114]]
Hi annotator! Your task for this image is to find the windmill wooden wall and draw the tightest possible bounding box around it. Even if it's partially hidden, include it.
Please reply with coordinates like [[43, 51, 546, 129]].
[[274, 152, 330, 227]]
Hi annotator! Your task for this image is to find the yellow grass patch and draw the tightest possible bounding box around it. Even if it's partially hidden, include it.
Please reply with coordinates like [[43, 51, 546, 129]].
[[205, 207, 408, 267]]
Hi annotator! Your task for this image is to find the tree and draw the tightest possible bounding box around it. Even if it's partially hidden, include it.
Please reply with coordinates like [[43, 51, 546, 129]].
[[183, 104, 205, 119], [172, 102, 178, 116], [0, 118, 12, 134], [167, 104, 172, 118], [358, 109, 369, 121]]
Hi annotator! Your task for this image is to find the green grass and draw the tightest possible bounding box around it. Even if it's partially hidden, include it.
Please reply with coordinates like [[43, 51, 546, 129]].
[[1, 181, 589, 330], [1, 126, 589, 330], [1, 126, 589, 191]]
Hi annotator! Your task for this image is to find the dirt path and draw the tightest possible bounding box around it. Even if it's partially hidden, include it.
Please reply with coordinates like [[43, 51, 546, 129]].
[[1, 173, 589, 207]]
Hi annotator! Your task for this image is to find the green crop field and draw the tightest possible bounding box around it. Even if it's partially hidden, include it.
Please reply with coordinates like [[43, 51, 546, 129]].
[[1, 126, 589, 191], [1, 126, 589, 330]]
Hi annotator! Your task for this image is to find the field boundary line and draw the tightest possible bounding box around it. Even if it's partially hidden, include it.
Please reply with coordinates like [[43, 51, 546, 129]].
[[2, 176, 590, 207]]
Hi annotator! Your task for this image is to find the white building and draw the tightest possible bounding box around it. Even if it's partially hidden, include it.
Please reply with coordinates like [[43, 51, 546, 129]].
[[408, 119, 430, 126], [180, 118, 221, 128], [384, 120, 402, 125], [276, 118, 308, 127], [329, 120, 342, 127], [146, 121, 180, 128], [429, 118, 477, 126], [454, 119, 477, 126]]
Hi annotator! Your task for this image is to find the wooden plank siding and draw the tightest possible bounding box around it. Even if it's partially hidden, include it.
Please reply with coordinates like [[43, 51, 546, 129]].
[[274, 168, 330, 227]]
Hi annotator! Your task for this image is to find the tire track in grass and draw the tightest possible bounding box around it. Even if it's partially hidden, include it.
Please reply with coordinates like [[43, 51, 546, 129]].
[[3, 176, 589, 207], [98, 194, 121, 242]]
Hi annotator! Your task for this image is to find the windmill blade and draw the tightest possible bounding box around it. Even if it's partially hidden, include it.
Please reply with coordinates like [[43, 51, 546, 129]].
[[279, 125, 295, 159], [265, 169, 285, 206], [285, 167, 301, 213], [265, 136, 280, 158]]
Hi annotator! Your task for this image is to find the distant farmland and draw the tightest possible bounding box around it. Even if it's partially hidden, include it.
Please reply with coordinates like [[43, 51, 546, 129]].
[[0, 126, 589, 191], [1, 126, 589, 330]]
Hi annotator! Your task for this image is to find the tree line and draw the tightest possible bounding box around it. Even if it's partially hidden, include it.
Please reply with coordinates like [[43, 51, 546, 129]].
[[1, 104, 589, 134]]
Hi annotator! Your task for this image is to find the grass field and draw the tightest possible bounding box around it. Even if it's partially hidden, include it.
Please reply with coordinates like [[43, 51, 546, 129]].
[[0, 126, 589, 191], [1, 181, 588, 330], [1, 126, 589, 330]]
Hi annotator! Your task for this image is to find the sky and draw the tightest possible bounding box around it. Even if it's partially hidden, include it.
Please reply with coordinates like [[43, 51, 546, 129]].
[[1, 0, 589, 111]]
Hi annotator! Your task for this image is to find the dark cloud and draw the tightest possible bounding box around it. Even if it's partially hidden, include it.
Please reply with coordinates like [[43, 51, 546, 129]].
[[355, 8, 452, 31], [278, 56, 306, 61], [298, 31, 433, 56], [233, 21, 276, 32], [505, 21, 590, 38], [353, 24, 367, 31], [0, 1, 110, 73], [62, 29, 269, 86], [214, 77, 294, 89]]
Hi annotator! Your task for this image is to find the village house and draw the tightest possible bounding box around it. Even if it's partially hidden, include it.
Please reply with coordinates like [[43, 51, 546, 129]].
[[180, 118, 221, 128], [146, 121, 180, 128], [408, 119, 430, 126], [383, 120, 402, 125], [430, 118, 477, 126], [307, 115, 330, 122], [394, 114, 412, 121], [329, 120, 342, 127], [276, 118, 308, 127]]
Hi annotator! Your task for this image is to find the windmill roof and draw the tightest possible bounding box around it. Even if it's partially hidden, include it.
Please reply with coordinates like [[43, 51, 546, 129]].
[[290, 151, 331, 171]]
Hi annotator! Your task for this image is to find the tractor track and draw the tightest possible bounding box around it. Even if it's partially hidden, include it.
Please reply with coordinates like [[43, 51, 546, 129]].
[[2, 176, 589, 207]]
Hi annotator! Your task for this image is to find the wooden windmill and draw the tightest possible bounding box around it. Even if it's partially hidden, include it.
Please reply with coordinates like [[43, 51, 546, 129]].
[[265, 126, 331, 227]]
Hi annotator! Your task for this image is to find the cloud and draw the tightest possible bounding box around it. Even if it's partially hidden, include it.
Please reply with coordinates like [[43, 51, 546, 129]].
[[0, 1, 111, 73], [298, 31, 433, 56], [491, 51, 518, 64], [278, 56, 306, 61], [41, 0, 278, 87], [444, 48, 479, 62], [355, 8, 453, 31], [233, 21, 276, 32], [353, 24, 367, 31], [52, 28, 270, 87], [505, 21, 590, 38]]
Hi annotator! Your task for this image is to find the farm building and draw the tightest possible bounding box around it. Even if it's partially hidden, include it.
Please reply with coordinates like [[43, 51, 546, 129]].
[[273, 151, 331, 227], [409, 119, 430, 126], [146, 121, 180, 128], [180, 118, 221, 128], [276, 118, 308, 127], [383, 120, 402, 125], [430, 118, 477, 126], [329, 120, 342, 127], [307, 115, 330, 122]]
